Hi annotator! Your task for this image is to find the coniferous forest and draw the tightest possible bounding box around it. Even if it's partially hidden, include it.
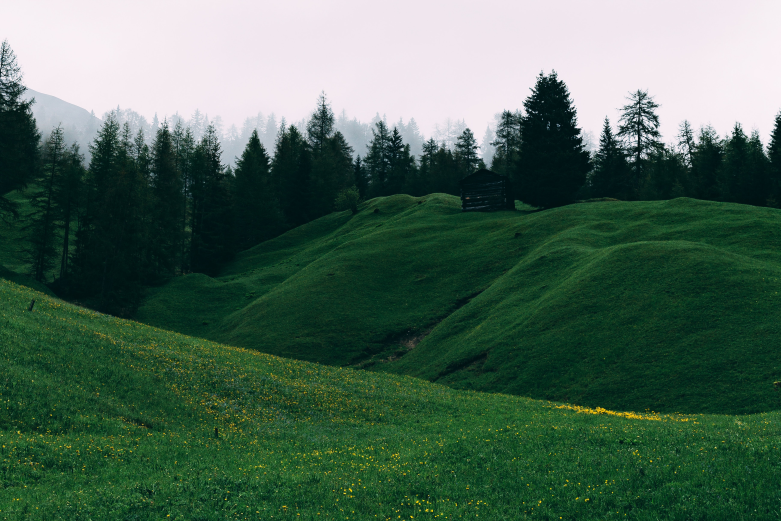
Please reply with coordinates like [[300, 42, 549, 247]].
[[2, 39, 781, 315]]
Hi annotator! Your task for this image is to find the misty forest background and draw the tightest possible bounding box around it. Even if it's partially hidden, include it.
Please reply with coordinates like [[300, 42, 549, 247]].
[[2, 39, 781, 315]]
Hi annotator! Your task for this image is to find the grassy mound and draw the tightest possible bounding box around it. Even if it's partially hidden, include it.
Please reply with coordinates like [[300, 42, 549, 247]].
[[2, 277, 781, 519], [138, 195, 781, 415]]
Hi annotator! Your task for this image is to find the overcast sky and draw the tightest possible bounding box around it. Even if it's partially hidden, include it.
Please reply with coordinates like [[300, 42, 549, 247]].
[[3, 0, 780, 144]]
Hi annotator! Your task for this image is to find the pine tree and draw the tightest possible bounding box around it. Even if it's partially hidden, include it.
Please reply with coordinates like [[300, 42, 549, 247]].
[[767, 111, 781, 205], [746, 130, 770, 206], [75, 112, 148, 314], [677, 120, 696, 167], [233, 129, 282, 250], [364, 120, 392, 196], [386, 127, 414, 194], [617, 90, 662, 193], [55, 143, 85, 283], [190, 125, 233, 275], [172, 120, 195, 272], [353, 156, 369, 199], [591, 118, 631, 199], [306, 92, 335, 153], [272, 125, 312, 226], [490, 110, 521, 177], [517, 71, 590, 208], [454, 128, 480, 176], [720, 123, 750, 203], [692, 126, 723, 200], [27, 126, 66, 281], [0, 39, 40, 218], [149, 121, 183, 278]]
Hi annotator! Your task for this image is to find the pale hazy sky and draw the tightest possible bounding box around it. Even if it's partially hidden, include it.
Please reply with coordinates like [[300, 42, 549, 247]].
[[3, 0, 780, 143]]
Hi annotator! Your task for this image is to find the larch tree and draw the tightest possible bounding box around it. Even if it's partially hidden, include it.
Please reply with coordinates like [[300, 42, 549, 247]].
[[617, 90, 662, 193]]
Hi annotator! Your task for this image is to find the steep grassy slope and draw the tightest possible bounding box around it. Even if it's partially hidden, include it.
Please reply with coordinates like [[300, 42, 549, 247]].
[[2, 277, 781, 519], [137, 195, 781, 415]]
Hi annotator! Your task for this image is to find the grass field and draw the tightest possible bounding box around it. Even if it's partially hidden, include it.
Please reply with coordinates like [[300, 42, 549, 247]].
[[137, 195, 781, 415], [2, 277, 781, 519]]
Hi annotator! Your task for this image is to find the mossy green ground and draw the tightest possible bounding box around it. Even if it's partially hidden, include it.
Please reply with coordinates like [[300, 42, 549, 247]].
[[138, 195, 781, 415], [2, 278, 780, 520]]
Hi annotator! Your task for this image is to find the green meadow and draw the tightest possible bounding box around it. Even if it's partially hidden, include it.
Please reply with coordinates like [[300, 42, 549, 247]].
[[1, 277, 780, 519], [139, 194, 781, 415]]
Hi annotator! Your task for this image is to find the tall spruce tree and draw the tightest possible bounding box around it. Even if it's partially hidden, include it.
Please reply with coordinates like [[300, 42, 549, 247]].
[[172, 120, 195, 273], [364, 120, 392, 196], [591, 117, 631, 199], [233, 129, 281, 250], [692, 126, 723, 200], [272, 125, 312, 226], [306, 92, 335, 154], [353, 156, 369, 199], [149, 121, 183, 278], [517, 71, 590, 208], [386, 127, 415, 194], [454, 128, 480, 177], [490, 110, 522, 177], [719, 123, 750, 203], [27, 126, 66, 281], [75, 112, 148, 314], [190, 124, 233, 275], [617, 90, 662, 194], [0, 40, 40, 218], [55, 143, 85, 282], [746, 130, 770, 206], [767, 111, 781, 205]]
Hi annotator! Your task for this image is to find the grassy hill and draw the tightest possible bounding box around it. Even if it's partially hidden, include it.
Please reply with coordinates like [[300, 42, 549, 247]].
[[2, 276, 780, 519], [137, 195, 781, 415]]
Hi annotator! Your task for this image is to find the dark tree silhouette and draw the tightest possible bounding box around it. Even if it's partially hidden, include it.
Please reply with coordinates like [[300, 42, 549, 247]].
[[517, 71, 591, 208], [591, 117, 631, 199], [617, 90, 662, 194]]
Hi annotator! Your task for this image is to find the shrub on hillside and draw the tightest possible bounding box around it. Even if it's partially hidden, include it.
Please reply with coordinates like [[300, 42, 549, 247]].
[[334, 186, 361, 214]]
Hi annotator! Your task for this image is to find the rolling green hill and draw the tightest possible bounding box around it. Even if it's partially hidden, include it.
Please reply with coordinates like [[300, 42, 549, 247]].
[[137, 195, 781, 415], [2, 275, 780, 519]]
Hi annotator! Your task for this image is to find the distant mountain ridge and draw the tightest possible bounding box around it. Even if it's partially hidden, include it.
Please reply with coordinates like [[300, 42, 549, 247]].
[[23, 88, 100, 155]]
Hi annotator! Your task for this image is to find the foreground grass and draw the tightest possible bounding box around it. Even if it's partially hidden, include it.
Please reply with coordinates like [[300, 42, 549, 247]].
[[138, 195, 781, 415], [2, 279, 781, 519]]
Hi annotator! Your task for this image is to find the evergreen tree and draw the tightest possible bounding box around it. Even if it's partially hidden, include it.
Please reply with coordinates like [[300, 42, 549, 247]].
[[767, 112, 781, 205], [746, 130, 770, 206], [306, 92, 335, 153], [233, 129, 282, 250], [677, 120, 696, 167], [353, 156, 369, 199], [190, 124, 233, 275], [172, 120, 195, 272], [454, 128, 480, 176], [55, 143, 85, 282], [480, 125, 496, 167], [719, 123, 750, 203], [490, 110, 521, 177], [75, 112, 148, 314], [27, 126, 66, 281], [642, 146, 689, 200], [149, 121, 183, 278], [691, 126, 723, 200], [272, 125, 312, 226], [364, 120, 392, 196], [591, 117, 631, 199], [617, 90, 662, 194], [0, 39, 40, 218], [517, 71, 590, 208], [386, 127, 415, 194]]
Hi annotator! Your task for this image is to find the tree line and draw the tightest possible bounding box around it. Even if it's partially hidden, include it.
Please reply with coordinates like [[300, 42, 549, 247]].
[[2, 39, 781, 315]]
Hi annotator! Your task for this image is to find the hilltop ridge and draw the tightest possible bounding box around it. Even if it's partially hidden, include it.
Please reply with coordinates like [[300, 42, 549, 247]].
[[137, 195, 781, 414]]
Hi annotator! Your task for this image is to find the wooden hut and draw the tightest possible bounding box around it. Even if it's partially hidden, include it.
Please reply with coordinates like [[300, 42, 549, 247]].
[[460, 169, 514, 212]]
